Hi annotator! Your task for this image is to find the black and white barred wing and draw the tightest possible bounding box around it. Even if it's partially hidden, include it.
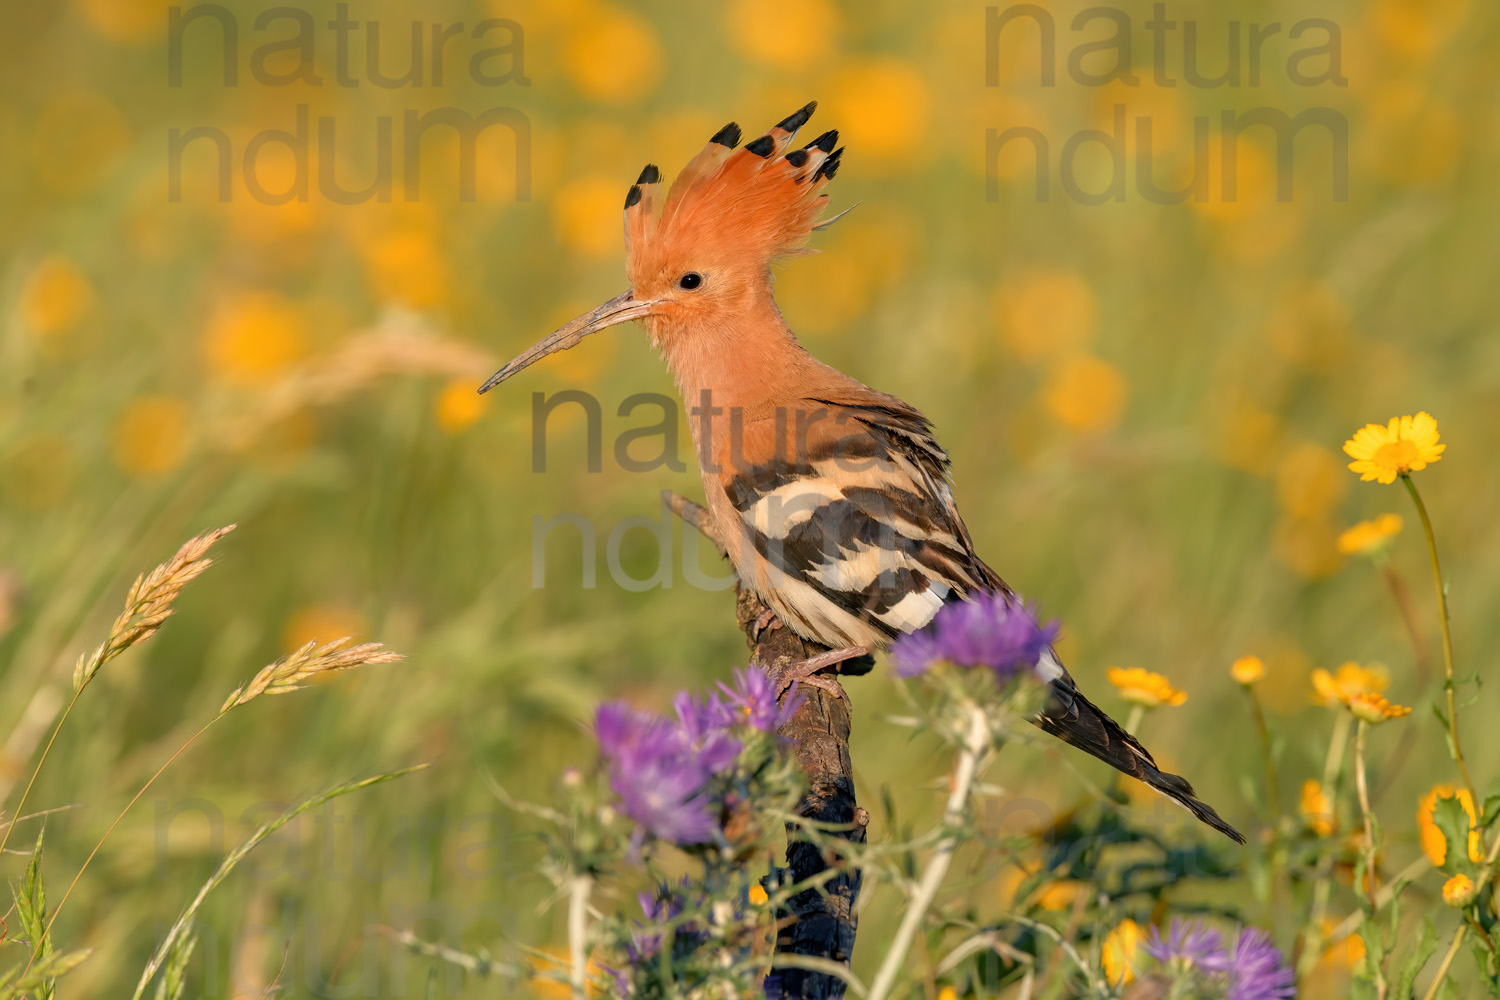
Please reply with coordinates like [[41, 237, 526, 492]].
[[717, 401, 996, 648]]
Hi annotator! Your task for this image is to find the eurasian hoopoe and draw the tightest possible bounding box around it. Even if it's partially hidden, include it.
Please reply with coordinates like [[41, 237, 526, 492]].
[[480, 103, 1244, 844]]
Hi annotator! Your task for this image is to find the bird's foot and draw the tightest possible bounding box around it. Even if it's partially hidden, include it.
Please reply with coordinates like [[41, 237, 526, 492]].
[[751, 607, 782, 641], [777, 645, 871, 699]]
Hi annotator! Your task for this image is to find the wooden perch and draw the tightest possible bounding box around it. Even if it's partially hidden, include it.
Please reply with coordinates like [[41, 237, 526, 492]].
[[666, 491, 867, 1000]]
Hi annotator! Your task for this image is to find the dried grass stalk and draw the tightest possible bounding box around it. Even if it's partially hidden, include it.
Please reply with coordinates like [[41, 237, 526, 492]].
[[219, 636, 402, 713], [72, 525, 236, 692]]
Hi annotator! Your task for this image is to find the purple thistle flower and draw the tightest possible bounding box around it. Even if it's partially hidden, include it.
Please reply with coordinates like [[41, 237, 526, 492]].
[[1143, 919, 1231, 972], [1226, 928, 1296, 1000], [891, 592, 1059, 680], [890, 628, 946, 678], [594, 702, 741, 846], [672, 690, 723, 748], [716, 666, 803, 732]]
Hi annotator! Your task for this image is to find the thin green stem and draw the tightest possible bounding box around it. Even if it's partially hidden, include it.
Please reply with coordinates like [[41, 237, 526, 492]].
[[1420, 924, 1465, 1000], [1328, 856, 1433, 943], [1401, 473, 1474, 801], [1353, 722, 1377, 908], [1321, 711, 1351, 796], [1354, 720, 1389, 1000], [39, 716, 220, 950], [0, 689, 82, 863], [1298, 712, 1352, 981], [1246, 688, 1278, 820], [568, 875, 591, 1000], [1380, 562, 1430, 684]]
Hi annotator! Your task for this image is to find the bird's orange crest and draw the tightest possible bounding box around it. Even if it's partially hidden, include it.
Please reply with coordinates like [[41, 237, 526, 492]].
[[476, 101, 847, 395], [623, 102, 844, 286]]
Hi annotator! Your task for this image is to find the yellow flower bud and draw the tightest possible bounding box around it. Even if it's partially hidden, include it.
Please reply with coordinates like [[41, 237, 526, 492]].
[[1442, 873, 1476, 908]]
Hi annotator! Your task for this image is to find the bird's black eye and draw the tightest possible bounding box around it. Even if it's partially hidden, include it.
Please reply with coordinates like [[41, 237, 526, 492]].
[[678, 272, 703, 290]]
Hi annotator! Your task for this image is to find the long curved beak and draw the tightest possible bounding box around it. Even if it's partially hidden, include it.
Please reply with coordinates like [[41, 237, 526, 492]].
[[477, 290, 656, 394]]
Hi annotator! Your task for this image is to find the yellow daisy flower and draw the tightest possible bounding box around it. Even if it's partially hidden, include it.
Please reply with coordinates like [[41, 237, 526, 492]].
[[1310, 662, 1388, 707], [1336, 513, 1403, 556], [1107, 667, 1187, 708], [1231, 655, 1265, 686], [1417, 785, 1481, 867], [1344, 691, 1411, 724], [1101, 918, 1142, 986], [1300, 779, 1335, 836], [1342, 412, 1444, 484], [1442, 873, 1477, 908]]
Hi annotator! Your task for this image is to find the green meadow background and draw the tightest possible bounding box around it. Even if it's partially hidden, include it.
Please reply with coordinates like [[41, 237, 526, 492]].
[[1, 0, 1497, 994]]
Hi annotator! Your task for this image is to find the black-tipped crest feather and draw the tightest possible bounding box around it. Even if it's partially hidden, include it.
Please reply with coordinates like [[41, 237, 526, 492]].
[[745, 135, 775, 158], [777, 101, 817, 132]]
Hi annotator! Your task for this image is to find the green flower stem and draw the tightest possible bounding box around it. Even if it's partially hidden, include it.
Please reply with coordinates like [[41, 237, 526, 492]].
[[1245, 686, 1279, 819], [1353, 722, 1379, 911], [1353, 720, 1390, 999], [1400, 473, 1475, 803], [1421, 925, 1466, 1000], [1379, 561, 1430, 685], [865, 702, 989, 1000], [1298, 712, 1352, 980], [1322, 711, 1352, 795], [568, 874, 592, 1000]]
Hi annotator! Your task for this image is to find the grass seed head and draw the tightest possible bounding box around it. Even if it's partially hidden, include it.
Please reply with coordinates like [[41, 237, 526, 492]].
[[220, 636, 403, 713], [73, 525, 237, 691]]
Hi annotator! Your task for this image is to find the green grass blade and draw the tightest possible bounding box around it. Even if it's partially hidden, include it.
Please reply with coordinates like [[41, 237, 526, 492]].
[[131, 764, 428, 1000]]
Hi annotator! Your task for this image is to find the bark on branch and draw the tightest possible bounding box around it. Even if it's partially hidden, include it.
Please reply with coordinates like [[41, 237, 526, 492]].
[[665, 492, 867, 1000]]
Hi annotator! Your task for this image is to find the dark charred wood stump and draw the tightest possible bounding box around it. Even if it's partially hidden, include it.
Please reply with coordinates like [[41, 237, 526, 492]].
[[665, 492, 867, 1000]]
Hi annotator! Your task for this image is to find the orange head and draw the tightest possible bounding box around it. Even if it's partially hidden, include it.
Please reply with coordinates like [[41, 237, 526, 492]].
[[478, 102, 845, 394]]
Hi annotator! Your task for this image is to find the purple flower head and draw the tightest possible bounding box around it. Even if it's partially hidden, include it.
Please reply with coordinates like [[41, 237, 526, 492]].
[[716, 666, 803, 732], [594, 701, 741, 846], [671, 690, 721, 746], [673, 691, 742, 775], [891, 593, 1060, 680], [890, 628, 945, 679], [1144, 919, 1230, 972], [1226, 928, 1295, 1000]]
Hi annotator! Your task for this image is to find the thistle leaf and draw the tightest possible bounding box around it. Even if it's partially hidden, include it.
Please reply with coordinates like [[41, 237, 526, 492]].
[[1392, 918, 1437, 1000]]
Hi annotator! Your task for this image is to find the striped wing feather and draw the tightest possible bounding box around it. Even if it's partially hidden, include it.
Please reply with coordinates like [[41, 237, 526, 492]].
[[712, 391, 1245, 844]]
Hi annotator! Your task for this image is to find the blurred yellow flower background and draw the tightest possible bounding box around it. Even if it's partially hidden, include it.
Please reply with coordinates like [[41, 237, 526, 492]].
[[1231, 656, 1265, 686], [1107, 667, 1187, 708], [1301, 779, 1335, 836], [1337, 513, 1403, 556], [2, 0, 1496, 994]]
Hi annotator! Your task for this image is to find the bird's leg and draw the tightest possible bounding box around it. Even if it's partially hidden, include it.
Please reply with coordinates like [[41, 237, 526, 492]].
[[777, 646, 871, 699]]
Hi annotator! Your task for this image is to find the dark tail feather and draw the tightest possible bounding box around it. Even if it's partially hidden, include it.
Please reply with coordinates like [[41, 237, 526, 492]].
[[1034, 683, 1247, 845]]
